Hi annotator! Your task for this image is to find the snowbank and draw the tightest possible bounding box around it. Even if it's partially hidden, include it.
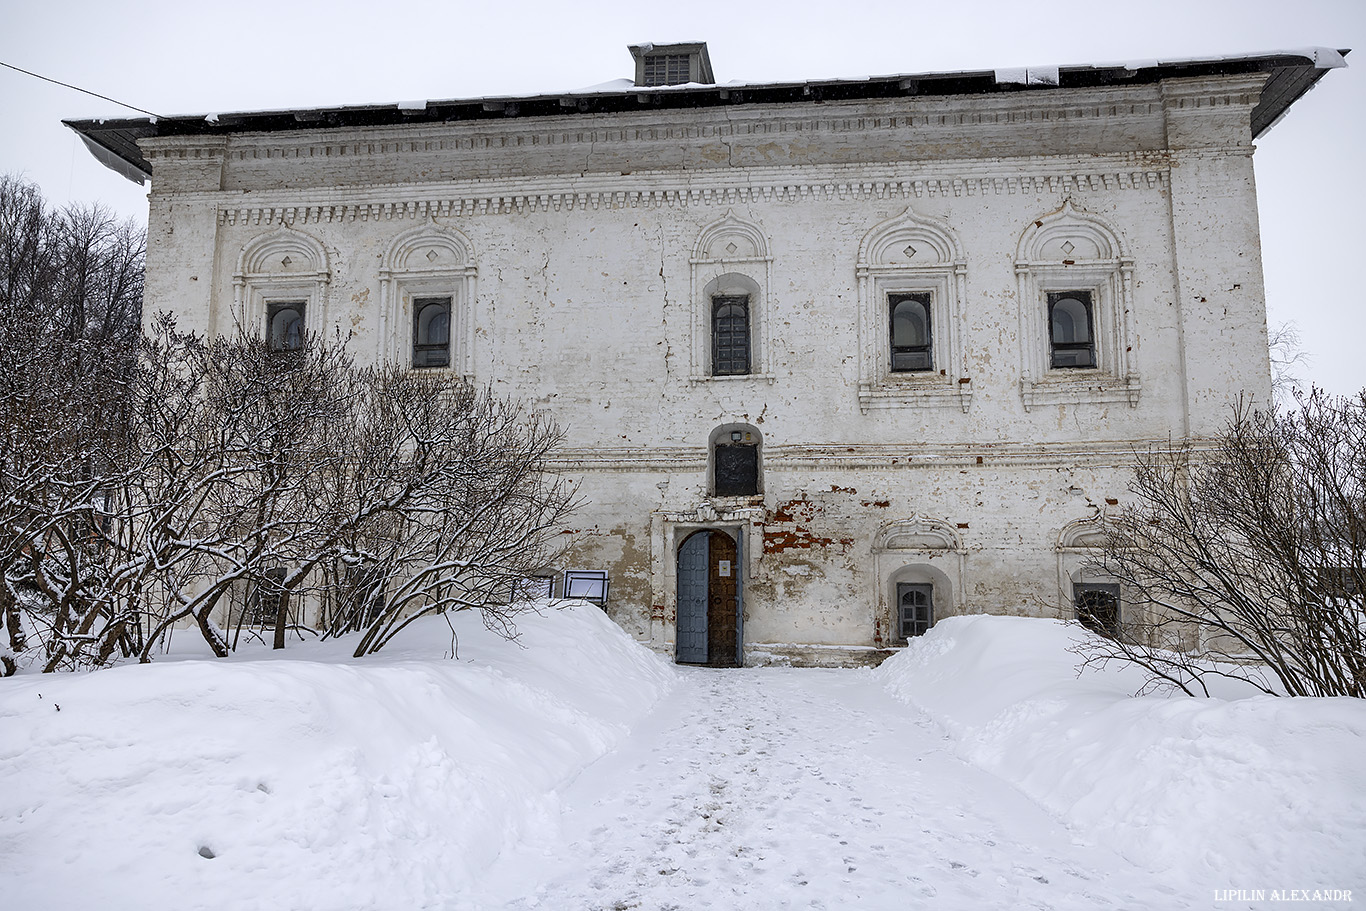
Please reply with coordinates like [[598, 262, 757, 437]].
[[877, 616, 1366, 899], [0, 602, 673, 911]]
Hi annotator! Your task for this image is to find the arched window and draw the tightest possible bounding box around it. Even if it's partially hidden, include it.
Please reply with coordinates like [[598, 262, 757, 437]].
[[413, 297, 452, 368], [711, 295, 751, 376], [379, 224, 477, 375], [1075, 583, 1120, 638], [856, 207, 969, 410], [233, 228, 330, 346], [889, 292, 933, 372], [1047, 291, 1095, 368], [690, 212, 773, 381], [267, 302, 305, 352], [1015, 202, 1138, 408], [897, 583, 934, 639]]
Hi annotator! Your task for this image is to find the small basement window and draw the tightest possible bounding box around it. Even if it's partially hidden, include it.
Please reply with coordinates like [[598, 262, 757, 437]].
[[896, 582, 934, 641], [516, 575, 555, 600], [1075, 583, 1120, 638]]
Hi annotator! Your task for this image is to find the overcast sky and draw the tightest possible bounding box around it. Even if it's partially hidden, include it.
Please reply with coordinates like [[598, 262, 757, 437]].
[[2, 0, 1361, 396]]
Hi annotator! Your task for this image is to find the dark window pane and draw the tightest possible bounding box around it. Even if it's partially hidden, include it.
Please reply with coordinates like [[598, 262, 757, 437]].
[[340, 560, 385, 630], [248, 566, 287, 625], [1075, 583, 1121, 638], [1048, 291, 1096, 369], [413, 296, 452, 368], [712, 295, 751, 376], [715, 443, 758, 496], [889, 292, 932, 372], [267, 302, 305, 352]]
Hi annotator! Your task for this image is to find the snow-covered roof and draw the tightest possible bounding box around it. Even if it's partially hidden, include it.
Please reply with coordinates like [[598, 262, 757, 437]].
[[66, 47, 1349, 186]]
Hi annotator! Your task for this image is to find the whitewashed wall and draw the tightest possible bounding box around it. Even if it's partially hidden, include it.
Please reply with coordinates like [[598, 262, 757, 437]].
[[139, 74, 1274, 664]]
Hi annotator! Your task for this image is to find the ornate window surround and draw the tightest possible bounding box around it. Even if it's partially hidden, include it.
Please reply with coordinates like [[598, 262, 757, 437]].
[[688, 210, 775, 383], [232, 227, 330, 340], [378, 222, 478, 376], [1054, 512, 1125, 617], [1015, 201, 1140, 410], [856, 207, 970, 413], [871, 517, 966, 648]]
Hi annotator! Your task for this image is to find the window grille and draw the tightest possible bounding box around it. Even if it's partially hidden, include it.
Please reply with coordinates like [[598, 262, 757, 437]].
[[247, 566, 288, 626], [1075, 583, 1121, 638], [714, 442, 758, 497], [897, 583, 933, 640], [643, 54, 692, 86], [711, 295, 751, 376]]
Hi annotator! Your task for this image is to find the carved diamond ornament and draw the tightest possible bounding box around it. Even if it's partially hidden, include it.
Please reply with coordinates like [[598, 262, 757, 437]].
[[280, 255, 292, 267], [426, 249, 439, 262], [1061, 241, 1075, 255], [725, 242, 738, 255], [903, 244, 918, 259]]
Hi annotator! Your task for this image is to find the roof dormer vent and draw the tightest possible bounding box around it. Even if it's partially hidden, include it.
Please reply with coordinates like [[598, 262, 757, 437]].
[[628, 42, 715, 87]]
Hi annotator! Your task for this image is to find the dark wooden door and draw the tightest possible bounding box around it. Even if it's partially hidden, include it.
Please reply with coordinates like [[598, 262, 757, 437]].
[[707, 532, 739, 667]]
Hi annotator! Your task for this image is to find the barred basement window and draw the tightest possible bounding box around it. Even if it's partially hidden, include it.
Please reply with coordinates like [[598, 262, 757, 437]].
[[412, 296, 452, 368], [267, 301, 305, 352], [897, 582, 934, 641], [1075, 582, 1120, 638], [712, 295, 751, 376], [889, 292, 933, 372]]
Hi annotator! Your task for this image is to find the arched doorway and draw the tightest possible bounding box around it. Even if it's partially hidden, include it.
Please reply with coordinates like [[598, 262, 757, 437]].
[[676, 529, 742, 667]]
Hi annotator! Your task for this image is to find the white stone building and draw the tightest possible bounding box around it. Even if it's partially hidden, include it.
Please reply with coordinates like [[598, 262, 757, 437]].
[[70, 44, 1346, 665]]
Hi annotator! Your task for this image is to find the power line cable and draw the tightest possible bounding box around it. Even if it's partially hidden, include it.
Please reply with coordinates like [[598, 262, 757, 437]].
[[0, 59, 161, 118]]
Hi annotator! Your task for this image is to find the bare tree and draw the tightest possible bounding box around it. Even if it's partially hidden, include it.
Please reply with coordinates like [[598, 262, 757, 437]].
[[0, 176, 144, 673], [1082, 391, 1365, 698], [1268, 320, 1309, 406], [1, 175, 575, 673]]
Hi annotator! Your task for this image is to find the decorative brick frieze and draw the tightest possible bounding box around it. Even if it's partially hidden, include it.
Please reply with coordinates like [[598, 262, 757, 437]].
[[210, 166, 1171, 227]]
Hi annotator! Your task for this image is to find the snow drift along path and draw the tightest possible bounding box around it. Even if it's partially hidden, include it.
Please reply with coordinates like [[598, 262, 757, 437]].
[[0, 604, 674, 911], [473, 666, 1184, 911]]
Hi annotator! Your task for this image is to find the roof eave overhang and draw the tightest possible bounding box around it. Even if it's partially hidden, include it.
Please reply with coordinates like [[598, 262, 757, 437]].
[[64, 48, 1349, 187]]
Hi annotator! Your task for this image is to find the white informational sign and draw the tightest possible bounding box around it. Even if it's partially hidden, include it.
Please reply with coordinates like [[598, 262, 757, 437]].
[[719, 560, 731, 577]]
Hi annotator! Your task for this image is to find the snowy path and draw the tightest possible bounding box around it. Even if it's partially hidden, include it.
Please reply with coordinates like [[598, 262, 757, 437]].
[[471, 667, 1186, 911]]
